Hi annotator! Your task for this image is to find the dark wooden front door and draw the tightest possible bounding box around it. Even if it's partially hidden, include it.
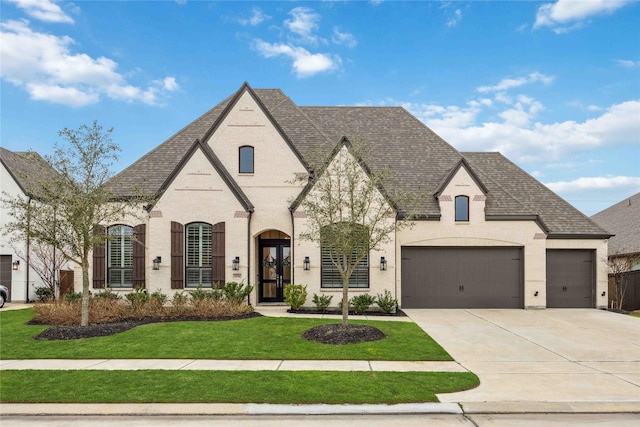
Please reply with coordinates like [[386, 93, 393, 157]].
[[259, 239, 290, 302]]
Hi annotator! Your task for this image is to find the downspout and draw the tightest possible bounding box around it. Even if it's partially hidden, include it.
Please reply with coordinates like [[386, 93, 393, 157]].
[[25, 197, 32, 303], [290, 208, 295, 285], [247, 210, 252, 305]]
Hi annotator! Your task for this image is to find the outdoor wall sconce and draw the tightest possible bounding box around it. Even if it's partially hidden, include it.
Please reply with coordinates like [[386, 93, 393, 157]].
[[232, 257, 240, 271], [303, 256, 310, 271], [380, 257, 387, 271], [12, 260, 20, 270], [152, 256, 162, 270], [534, 291, 539, 296]]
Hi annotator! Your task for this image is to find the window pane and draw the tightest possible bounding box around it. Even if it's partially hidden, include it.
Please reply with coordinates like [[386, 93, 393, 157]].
[[320, 224, 369, 289], [185, 222, 213, 287], [455, 196, 469, 221], [239, 146, 254, 173], [107, 225, 133, 287]]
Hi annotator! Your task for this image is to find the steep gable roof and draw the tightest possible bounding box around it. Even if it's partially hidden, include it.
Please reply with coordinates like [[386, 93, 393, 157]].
[[0, 147, 59, 199], [592, 192, 640, 255], [157, 138, 254, 212], [463, 152, 610, 237], [105, 83, 609, 237]]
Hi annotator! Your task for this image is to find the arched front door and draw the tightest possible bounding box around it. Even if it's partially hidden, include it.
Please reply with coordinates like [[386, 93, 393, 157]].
[[259, 239, 290, 302]]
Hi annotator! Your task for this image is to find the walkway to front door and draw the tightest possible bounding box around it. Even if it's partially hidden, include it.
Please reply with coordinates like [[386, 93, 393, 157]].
[[259, 239, 290, 302]]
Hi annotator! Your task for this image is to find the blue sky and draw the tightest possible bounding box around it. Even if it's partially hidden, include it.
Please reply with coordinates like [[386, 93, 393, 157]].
[[1, 0, 638, 216]]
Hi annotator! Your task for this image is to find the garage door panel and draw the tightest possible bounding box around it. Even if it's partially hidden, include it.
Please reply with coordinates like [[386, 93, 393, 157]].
[[546, 250, 594, 308], [401, 247, 523, 309]]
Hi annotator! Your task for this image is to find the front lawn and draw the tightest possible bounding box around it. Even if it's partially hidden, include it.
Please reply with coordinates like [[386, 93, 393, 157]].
[[0, 309, 451, 361], [0, 370, 479, 404]]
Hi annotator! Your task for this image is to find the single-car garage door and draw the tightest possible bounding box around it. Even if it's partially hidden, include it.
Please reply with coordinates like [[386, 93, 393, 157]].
[[546, 250, 594, 308], [401, 247, 523, 308]]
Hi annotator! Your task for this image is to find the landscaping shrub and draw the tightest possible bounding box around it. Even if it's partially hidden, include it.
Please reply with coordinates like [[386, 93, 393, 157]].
[[32, 283, 254, 326], [284, 284, 307, 310], [223, 282, 253, 304], [64, 292, 82, 303], [125, 286, 149, 312], [89, 297, 126, 324], [375, 290, 398, 314], [170, 291, 189, 314], [34, 287, 54, 302], [33, 301, 80, 326], [350, 294, 376, 314], [93, 288, 121, 301], [312, 293, 333, 311], [148, 289, 168, 313]]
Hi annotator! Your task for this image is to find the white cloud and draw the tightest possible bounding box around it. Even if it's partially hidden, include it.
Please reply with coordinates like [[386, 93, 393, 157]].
[[0, 20, 178, 107], [477, 72, 554, 93], [616, 59, 640, 68], [446, 9, 462, 27], [332, 27, 357, 48], [238, 7, 270, 26], [390, 73, 639, 163], [534, 0, 632, 33], [285, 7, 321, 44], [253, 40, 339, 78], [7, 0, 74, 24], [544, 176, 640, 192]]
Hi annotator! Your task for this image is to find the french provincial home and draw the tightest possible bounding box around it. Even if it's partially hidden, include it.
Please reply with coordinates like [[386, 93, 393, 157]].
[[83, 82, 611, 309]]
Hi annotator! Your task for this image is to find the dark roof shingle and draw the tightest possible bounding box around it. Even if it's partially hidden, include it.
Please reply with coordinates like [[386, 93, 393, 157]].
[[592, 192, 640, 255], [105, 83, 609, 237]]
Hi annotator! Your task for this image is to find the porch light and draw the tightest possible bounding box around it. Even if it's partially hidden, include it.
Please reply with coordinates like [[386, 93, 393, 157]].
[[303, 256, 310, 271], [152, 256, 162, 270], [232, 257, 240, 271], [380, 257, 387, 271], [12, 260, 20, 270]]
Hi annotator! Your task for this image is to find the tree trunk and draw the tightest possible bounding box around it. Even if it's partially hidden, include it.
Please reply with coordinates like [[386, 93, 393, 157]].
[[341, 254, 349, 326], [81, 261, 90, 327]]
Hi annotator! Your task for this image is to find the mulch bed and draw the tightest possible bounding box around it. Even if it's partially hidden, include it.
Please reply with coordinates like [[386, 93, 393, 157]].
[[288, 308, 407, 317], [301, 323, 387, 345], [32, 312, 262, 341]]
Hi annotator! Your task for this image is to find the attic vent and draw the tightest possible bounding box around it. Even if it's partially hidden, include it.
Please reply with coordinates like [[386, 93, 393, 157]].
[[239, 108, 254, 112]]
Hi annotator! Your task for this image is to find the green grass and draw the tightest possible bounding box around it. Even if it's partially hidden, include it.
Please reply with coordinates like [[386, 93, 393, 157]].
[[0, 370, 479, 404], [0, 309, 451, 361]]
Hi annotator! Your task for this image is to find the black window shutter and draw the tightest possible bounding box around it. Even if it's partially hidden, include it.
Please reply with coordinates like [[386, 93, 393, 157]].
[[92, 225, 106, 289], [212, 222, 225, 287], [171, 221, 184, 289], [132, 224, 146, 287]]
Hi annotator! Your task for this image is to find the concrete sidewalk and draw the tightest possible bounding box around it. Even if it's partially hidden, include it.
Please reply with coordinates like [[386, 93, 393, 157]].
[[0, 358, 466, 372]]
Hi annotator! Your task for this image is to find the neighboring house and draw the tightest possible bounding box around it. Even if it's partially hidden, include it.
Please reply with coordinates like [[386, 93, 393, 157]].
[[84, 82, 610, 309], [592, 192, 640, 272], [0, 147, 69, 303]]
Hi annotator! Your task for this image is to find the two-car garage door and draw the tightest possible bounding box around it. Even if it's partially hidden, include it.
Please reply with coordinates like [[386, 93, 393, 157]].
[[401, 247, 523, 309]]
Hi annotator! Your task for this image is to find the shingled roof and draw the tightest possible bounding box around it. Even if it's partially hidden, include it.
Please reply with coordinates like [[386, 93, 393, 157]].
[[106, 82, 609, 237], [0, 147, 59, 199], [592, 192, 640, 255]]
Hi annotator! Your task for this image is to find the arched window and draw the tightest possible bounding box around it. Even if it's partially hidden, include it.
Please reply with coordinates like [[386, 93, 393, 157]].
[[185, 222, 213, 288], [455, 195, 469, 222], [239, 146, 254, 174], [320, 223, 369, 288], [108, 225, 133, 287]]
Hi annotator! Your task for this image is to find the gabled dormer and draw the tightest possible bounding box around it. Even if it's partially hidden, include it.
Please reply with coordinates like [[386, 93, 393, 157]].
[[434, 158, 488, 224]]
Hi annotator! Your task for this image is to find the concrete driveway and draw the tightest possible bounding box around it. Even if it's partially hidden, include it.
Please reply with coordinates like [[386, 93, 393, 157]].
[[404, 309, 640, 412]]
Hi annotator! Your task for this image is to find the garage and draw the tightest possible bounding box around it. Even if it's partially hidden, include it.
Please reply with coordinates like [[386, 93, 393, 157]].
[[401, 247, 523, 308], [546, 249, 594, 308]]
